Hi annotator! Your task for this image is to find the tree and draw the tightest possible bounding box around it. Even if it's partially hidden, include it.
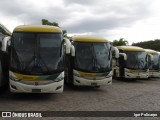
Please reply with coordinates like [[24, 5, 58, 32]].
[[42, 19, 59, 27], [41, 19, 68, 38], [132, 39, 160, 51], [41, 19, 48, 25], [62, 30, 67, 38], [112, 38, 128, 46]]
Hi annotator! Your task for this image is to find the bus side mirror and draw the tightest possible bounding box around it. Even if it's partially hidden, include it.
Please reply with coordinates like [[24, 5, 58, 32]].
[[64, 38, 71, 54], [148, 54, 153, 61], [147, 54, 151, 67], [71, 45, 75, 57], [119, 53, 127, 60], [112, 47, 119, 58], [147, 54, 153, 67], [2, 36, 10, 52]]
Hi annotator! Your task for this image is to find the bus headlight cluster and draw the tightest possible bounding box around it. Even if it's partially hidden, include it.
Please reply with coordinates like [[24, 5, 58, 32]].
[[125, 69, 130, 72], [106, 71, 113, 78], [54, 77, 64, 82], [74, 73, 81, 77], [9, 76, 21, 81]]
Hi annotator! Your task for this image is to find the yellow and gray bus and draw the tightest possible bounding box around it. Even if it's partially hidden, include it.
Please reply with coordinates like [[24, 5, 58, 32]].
[[2, 25, 71, 93], [65, 35, 119, 87], [145, 49, 160, 78], [113, 46, 149, 79], [0, 23, 11, 88]]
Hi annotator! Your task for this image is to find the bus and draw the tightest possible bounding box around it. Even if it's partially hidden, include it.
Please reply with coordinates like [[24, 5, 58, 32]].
[[2, 25, 71, 93], [113, 46, 149, 79], [65, 35, 119, 87], [0, 23, 11, 88], [0, 23, 11, 37], [144, 49, 160, 78]]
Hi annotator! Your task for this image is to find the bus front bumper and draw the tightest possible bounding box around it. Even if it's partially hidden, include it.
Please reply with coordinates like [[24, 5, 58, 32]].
[[149, 72, 160, 78], [10, 79, 64, 93], [125, 72, 149, 79], [73, 76, 112, 86]]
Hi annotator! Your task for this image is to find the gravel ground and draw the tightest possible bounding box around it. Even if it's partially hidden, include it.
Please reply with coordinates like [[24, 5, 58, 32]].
[[0, 78, 159, 120]]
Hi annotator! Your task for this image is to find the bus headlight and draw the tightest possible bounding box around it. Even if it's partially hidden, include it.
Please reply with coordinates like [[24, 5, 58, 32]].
[[125, 69, 130, 72], [74, 73, 81, 77], [9, 76, 21, 81], [54, 77, 64, 82], [106, 71, 112, 78]]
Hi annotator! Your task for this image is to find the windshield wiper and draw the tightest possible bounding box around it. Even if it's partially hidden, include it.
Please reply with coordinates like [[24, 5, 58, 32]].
[[23, 56, 36, 71], [38, 55, 50, 72], [23, 55, 50, 73], [132, 59, 144, 70], [12, 47, 22, 70], [92, 44, 111, 72]]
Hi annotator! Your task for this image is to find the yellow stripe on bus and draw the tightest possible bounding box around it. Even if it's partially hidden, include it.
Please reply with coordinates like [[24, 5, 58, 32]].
[[78, 71, 96, 77], [14, 72, 39, 80]]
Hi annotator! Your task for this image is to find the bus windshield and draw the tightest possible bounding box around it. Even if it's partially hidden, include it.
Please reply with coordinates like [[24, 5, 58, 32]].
[[125, 51, 148, 70], [10, 32, 64, 75], [74, 42, 112, 73], [150, 54, 160, 70]]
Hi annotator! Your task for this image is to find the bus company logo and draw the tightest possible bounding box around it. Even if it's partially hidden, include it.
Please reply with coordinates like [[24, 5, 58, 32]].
[[2, 112, 11, 117], [35, 82, 39, 86]]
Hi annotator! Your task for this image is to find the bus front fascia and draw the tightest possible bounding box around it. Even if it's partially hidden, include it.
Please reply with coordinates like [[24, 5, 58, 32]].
[[117, 51, 149, 79], [148, 53, 160, 78], [70, 44, 113, 86], [6, 37, 71, 93]]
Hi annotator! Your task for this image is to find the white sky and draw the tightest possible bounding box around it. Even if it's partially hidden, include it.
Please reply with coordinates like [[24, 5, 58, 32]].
[[1, 0, 160, 44]]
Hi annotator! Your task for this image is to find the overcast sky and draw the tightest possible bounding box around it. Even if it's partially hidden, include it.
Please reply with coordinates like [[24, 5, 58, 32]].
[[1, 0, 160, 44]]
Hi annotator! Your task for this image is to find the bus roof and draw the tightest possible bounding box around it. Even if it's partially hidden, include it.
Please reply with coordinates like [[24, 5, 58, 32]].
[[72, 35, 109, 42], [117, 46, 145, 52], [144, 49, 158, 54], [13, 25, 62, 33]]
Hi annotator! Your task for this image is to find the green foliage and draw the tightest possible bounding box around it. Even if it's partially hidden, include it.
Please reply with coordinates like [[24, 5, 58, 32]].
[[132, 39, 160, 51], [42, 19, 59, 27], [112, 38, 128, 46], [41, 19, 68, 38], [62, 30, 67, 38]]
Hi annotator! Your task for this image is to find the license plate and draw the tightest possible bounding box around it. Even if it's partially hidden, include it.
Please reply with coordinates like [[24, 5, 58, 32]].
[[91, 83, 97, 86], [32, 89, 41, 93]]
